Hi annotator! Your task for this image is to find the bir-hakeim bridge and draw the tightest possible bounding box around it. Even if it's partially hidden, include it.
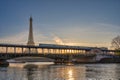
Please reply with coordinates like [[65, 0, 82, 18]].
[[0, 17, 120, 63]]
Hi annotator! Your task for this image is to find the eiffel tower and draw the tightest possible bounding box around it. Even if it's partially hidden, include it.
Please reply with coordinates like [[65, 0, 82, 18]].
[[27, 16, 35, 46], [25, 17, 38, 53]]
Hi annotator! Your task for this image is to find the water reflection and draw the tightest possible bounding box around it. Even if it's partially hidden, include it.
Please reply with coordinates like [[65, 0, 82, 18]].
[[68, 68, 74, 80], [23, 64, 86, 80], [24, 64, 38, 80], [9, 63, 25, 68], [65, 66, 86, 80], [0, 63, 120, 80], [85, 64, 120, 80]]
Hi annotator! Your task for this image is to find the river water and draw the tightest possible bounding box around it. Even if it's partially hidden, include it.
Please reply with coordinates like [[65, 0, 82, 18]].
[[0, 63, 120, 80]]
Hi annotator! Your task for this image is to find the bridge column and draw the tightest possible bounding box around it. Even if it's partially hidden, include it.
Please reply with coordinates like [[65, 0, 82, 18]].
[[79, 50, 81, 54], [62, 49, 64, 54], [62, 49, 65, 54], [75, 50, 76, 54], [74, 50, 76, 54], [77, 50, 79, 54], [68, 49, 70, 54], [82, 50, 85, 54], [71, 49, 73, 54], [5, 47, 8, 59], [30, 48, 32, 54], [53, 49, 56, 54], [74, 49, 76, 54], [58, 49, 60, 54], [66, 49, 68, 54], [64, 49, 67, 54], [72, 49, 75, 54], [35, 48, 38, 54], [28, 47, 30, 54], [60, 49, 62, 54], [69, 49, 72, 54], [48, 49, 50, 54], [21, 47, 23, 54], [61, 49, 63, 54], [74, 49, 77, 54], [76, 50, 78, 54], [73, 49, 74, 54], [13, 47, 16, 57], [6, 47, 8, 54], [63, 49, 65, 54], [0, 47, 1, 53], [52, 49, 55, 54], [49, 49, 51, 54], [75, 50, 77, 54], [42, 48, 44, 55], [14, 47, 16, 54], [52, 49, 54, 54]]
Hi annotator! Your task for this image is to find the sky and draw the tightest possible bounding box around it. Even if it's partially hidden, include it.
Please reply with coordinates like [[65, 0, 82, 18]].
[[0, 0, 120, 48]]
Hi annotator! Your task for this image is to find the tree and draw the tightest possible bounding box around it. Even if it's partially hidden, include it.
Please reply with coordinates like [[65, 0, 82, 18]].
[[111, 35, 120, 56], [111, 35, 120, 50]]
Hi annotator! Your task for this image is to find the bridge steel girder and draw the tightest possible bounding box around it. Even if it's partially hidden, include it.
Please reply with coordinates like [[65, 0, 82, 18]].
[[0, 52, 96, 61]]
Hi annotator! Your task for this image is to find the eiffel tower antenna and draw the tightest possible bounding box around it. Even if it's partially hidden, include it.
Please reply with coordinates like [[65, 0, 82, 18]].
[[27, 16, 35, 46]]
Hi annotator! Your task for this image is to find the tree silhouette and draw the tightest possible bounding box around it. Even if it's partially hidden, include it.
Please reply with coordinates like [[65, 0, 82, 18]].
[[111, 35, 120, 50]]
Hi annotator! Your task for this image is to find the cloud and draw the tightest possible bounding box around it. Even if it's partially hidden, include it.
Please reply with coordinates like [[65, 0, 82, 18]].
[[0, 31, 28, 44], [52, 34, 65, 45]]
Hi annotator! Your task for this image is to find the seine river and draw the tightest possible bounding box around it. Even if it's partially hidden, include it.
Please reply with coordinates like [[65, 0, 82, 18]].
[[0, 63, 120, 80]]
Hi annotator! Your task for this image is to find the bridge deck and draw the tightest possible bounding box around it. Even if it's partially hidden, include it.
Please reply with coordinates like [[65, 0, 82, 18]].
[[0, 43, 119, 61]]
